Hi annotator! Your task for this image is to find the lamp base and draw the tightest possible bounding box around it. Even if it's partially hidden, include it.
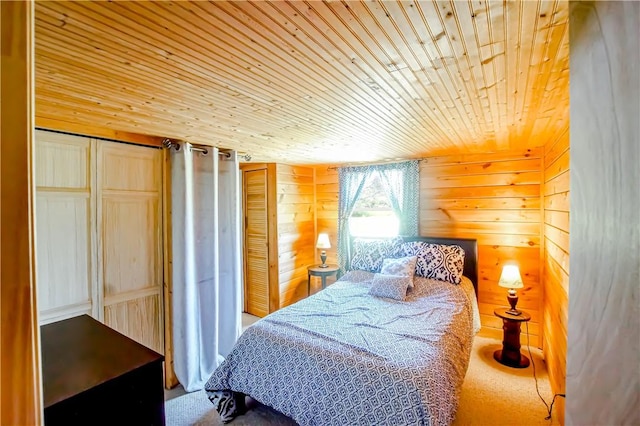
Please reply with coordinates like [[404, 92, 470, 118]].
[[319, 251, 327, 267], [507, 290, 520, 315]]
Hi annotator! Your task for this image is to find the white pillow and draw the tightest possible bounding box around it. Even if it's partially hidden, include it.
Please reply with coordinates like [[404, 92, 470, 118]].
[[369, 274, 412, 301], [380, 255, 417, 287]]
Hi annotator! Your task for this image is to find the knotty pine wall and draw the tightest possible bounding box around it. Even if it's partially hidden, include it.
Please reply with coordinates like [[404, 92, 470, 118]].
[[276, 164, 316, 307], [420, 149, 543, 347], [542, 127, 569, 423], [314, 149, 544, 346], [314, 165, 339, 277]]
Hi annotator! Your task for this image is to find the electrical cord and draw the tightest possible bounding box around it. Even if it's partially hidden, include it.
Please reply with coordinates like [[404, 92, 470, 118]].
[[525, 321, 566, 421]]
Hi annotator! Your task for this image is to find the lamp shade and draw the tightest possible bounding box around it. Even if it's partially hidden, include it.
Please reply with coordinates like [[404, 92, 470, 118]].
[[316, 233, 331, 249], [498, 265, 524, 289]]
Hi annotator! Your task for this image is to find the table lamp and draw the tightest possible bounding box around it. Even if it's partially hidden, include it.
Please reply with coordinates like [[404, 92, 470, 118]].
[[498, 264, 524, 315], [316, 233, 331, 268]]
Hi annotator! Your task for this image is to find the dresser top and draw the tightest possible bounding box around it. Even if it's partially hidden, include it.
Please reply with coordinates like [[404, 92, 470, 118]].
[[41, 314, 164, 408]]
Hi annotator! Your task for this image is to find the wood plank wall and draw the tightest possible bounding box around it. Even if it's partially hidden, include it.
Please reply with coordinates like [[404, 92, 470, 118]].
[[542, 127, 569, 423], [314, 149, 544, 346], [314, 166, 339, 269], [420, 149, 543, 347], [276, 164, 316, 306]]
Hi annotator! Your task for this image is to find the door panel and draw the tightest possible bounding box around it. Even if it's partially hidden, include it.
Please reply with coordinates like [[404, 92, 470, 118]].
[[35, 136, 90, 189], [35, 130, 165, 354], [104, 293, 164, 354], [36, 194, 92, 317], [101, 147, 160, 192], [35, 131, 96, 324], [102, 196, 160, 295], [99, 142, 163, 353], [244, 169, 269, 317]]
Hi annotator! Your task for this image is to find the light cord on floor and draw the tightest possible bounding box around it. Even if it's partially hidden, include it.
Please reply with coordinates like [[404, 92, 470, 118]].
[[525, 322, 566, 421]]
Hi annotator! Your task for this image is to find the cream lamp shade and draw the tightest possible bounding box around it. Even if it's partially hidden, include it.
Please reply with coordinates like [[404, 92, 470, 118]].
[[498, 265, 524, 289], [316, 233, 331, 268], [498, 264, 524, 315], [316, 233, 331, 249]]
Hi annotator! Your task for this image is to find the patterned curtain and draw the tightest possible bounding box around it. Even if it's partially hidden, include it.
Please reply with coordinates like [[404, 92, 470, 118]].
[[337, 160, 420, 273], [337, 166, 372, 273], [377, 160, 420, 236]]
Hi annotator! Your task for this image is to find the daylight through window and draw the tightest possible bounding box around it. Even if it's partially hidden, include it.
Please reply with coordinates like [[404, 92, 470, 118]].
[[349, 174, 399, 238]]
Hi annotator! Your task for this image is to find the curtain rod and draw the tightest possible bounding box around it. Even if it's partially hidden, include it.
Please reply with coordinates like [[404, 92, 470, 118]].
[[327, 158, 423, 170], [161, 139, 231, 158]]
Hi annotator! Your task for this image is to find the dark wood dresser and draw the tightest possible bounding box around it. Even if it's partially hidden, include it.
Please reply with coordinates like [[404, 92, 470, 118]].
[[41, 314, 165, 425]]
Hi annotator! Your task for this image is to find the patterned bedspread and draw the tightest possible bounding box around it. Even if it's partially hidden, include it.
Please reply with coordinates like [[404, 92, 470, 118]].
[[204, 270, 478, 426]]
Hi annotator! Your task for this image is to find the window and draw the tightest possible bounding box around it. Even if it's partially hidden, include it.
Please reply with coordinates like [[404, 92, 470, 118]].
[[337, 160, 419, 272], [349, 174, 399, 238]]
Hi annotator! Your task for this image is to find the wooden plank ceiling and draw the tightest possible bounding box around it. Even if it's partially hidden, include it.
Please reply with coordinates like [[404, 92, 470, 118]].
[[34, 1, 569, 164]]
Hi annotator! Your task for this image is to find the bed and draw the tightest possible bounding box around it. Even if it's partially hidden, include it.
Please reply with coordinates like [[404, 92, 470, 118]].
[[205, 236, 481, 426]]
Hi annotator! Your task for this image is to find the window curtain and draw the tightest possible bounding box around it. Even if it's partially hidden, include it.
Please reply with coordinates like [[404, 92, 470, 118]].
[[377, 160, 420, 237], [337, 166, 372, 273], [337, 160, 420, 273], [171, 144, 242, 392]]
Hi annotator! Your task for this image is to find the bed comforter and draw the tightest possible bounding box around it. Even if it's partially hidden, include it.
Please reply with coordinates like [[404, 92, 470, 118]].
[[204, 270, 479, 426]]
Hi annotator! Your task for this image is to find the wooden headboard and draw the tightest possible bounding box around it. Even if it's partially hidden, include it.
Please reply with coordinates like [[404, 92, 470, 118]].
[[348, 236, 479, 295]]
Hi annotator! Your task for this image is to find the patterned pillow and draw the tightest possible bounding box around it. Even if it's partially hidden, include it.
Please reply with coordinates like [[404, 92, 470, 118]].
[[380, 256, 417, 287], [368, 273, 412, 301], [395, 241, 466, 284], [350, 237, 403, 273]]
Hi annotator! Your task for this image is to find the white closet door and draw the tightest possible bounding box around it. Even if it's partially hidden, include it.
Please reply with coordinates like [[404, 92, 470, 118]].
[[98, 141, 164, 354], [35, 130, 98, 324]]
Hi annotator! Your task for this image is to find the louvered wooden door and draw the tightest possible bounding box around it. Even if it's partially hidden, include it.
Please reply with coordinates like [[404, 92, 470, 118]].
[[243, 168, 270, 317], [99, 142, 164, 354]]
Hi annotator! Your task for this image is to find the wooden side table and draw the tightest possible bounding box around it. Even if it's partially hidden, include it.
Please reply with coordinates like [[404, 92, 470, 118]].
[[493, 307, 532, 368], [307, 264, 339, 294]]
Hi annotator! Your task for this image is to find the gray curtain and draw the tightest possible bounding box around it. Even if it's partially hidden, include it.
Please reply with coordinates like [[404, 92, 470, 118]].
[[377, 160, 420, 236], [337, 161, 420, 273], [337, 166, 372, 273], [171, 145, 243, 392]]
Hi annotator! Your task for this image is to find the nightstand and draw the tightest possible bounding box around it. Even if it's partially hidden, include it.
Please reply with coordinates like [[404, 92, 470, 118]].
[[493, 307, 532, 368], [307, 264, 339, 294]]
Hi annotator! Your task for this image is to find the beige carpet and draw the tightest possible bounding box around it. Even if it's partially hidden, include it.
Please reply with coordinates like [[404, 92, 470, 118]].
[[165, 335, 560, 425], [453, 336, 559, 426]]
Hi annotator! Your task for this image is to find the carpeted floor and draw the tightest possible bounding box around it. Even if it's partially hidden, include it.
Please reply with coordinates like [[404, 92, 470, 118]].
[[164, 335, 560, 426], [453, 336, 558, 425]]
